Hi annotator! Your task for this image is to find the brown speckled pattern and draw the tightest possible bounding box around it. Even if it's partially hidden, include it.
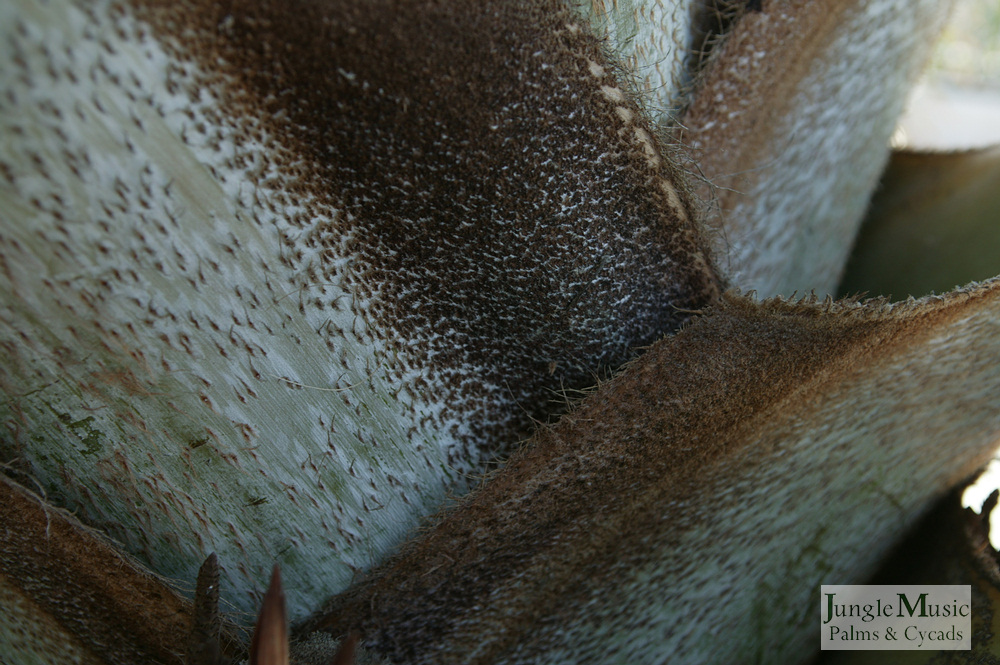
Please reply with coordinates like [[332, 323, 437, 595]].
[[132, 0, 720, 458]]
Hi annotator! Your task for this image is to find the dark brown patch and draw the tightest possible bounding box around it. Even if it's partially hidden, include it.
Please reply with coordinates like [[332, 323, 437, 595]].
[[131, 0, 721, 457]]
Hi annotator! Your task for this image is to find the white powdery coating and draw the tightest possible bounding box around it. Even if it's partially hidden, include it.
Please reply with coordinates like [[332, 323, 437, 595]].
[[0, 0, 474, 621]]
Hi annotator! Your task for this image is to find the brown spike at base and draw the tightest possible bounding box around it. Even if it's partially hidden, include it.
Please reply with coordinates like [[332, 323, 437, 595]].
[[187, 553, 225, 665], [331, 632, 357, 665], [250, 565, 289, 665]]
